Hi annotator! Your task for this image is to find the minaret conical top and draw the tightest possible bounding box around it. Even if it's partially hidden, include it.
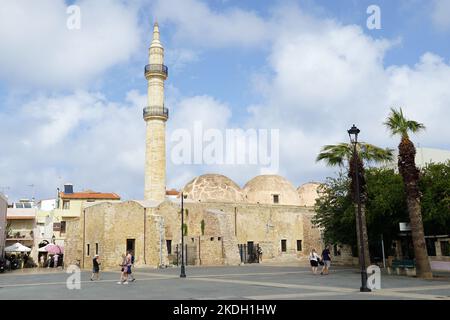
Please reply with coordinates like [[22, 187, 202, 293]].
[[151, 22, 162, 47]]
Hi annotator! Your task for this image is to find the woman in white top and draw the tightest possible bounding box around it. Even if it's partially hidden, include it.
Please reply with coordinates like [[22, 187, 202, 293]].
[[309, 249, 321, 274]]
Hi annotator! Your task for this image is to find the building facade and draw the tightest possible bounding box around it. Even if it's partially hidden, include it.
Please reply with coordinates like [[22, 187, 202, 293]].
[[6, 199, 38, 261], [36, 184, 121, 248]]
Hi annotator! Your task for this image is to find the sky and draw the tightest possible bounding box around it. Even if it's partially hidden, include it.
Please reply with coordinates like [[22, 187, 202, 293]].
[[1, 0, 450, 202]]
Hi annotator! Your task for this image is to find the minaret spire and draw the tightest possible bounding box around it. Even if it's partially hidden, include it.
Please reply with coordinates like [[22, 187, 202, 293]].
[[143, 22, 168, 202], [151, 22, 161, 46]]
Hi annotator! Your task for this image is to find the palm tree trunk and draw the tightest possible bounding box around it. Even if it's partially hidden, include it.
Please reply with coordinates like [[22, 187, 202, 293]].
[[355, 203, 371, 265], [406, 195, 432, 278], [398, 137, 432, 279]]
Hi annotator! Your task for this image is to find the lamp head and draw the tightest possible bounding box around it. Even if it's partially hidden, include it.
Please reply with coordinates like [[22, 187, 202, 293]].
[[347, 124, 360, 144]]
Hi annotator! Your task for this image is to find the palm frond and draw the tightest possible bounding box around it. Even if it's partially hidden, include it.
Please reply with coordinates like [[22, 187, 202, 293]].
[[317, 142, 393, 167], [384, 107, 425, 138]]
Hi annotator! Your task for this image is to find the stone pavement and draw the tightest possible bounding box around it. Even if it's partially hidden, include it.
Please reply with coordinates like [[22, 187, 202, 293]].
[[0, 264, 449, 300]]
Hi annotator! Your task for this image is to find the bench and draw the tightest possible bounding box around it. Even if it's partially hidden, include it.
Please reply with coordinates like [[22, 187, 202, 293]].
[[392, 259, 415, 269], [390, 259, 416, 276]]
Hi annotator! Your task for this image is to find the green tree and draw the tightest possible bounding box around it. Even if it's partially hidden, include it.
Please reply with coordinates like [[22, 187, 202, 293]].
[[365, 168, 408, 256], [384, 108, 432, 278], [420, 161, 450, 235], [314, 168, 408, 258], [313, 173, 356, 247], [317, 142, 394, 263]]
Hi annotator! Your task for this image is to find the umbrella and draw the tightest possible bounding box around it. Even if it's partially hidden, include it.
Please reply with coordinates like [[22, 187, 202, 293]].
[[43, 244, 64, 254], [4, 242, 32, 252]]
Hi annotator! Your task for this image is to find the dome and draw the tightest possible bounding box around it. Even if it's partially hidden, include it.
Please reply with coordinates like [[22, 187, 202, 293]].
[[297, 182, 321, 207], [243, 175, 301, 206], [182, 174, 244, 203]]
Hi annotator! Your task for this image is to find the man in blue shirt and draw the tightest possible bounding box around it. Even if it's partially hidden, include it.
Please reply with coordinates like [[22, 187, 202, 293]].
[[321, 246, 332, 275]]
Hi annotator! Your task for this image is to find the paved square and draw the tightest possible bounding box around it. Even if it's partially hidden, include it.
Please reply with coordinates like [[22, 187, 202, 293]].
[[0, 265, 449, 300]]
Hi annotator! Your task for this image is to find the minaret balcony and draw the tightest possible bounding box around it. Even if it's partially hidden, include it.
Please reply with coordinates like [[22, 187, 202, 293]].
[[143, 106, 169, 121], [145, 64, 168, 79]]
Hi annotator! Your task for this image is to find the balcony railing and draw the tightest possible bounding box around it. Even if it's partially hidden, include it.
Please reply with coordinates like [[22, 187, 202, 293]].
[[145, 64, 168, 77], [143, 106, 169, 120]]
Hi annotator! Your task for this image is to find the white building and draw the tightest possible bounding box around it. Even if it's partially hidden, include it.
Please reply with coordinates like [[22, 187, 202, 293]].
[[387, 147, 450, 170]]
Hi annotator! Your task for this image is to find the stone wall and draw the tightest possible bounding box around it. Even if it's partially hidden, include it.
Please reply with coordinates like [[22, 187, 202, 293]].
[[64, 218, 82, 266], [64, 201, 167, 270], [64, 198, 324, 268]]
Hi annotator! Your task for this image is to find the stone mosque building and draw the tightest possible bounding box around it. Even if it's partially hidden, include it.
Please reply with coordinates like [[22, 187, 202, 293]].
[[64, 24, 323, 270]]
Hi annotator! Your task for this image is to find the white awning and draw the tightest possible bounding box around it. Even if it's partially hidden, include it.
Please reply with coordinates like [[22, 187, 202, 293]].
[[4, 242, 32, 252]]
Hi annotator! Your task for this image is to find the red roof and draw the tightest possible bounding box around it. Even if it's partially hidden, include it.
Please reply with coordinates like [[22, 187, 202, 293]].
[[166, 189, 180, 196], [60, 192, 120, 200]]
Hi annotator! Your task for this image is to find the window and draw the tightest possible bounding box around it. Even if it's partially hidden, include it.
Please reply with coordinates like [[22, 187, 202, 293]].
[[60, 221, 66, 234], [126, 239, 135, 253], [63, 200, 70, 210], [86, 244, 90, 256], [281, 239, 287, 252], [297, 240, 302, 252], [53, 223, 61, 232], [441, 241, 450, 256], [95, 243, 99, 255], [273, 194, 279, 204], [166, 240, 172, 254]]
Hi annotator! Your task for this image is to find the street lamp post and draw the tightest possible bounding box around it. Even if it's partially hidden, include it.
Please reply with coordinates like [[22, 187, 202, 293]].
[[348, 124, 371, 292], [180, 192, 186, 278]]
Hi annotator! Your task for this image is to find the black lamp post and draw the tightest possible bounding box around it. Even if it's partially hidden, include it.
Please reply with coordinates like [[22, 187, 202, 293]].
[[180, 192, 186, 278], [348, 124, 371, 292]]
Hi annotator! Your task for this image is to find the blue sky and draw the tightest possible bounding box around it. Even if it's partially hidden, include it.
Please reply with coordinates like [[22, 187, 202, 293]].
[[1, 0, 450, 202]]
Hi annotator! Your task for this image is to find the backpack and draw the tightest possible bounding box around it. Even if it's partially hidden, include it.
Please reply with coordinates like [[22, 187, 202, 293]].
[[131, 255, 135, 265]]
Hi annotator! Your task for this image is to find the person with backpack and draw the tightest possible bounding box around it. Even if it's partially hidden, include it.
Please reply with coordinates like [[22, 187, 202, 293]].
[[309, 249, 321, 274]]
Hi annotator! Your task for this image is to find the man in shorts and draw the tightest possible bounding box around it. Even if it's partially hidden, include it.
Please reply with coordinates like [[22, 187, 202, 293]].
[[126, 251, 135, 282], [90, 255, 100, 281], [321, 246, 332, 275]]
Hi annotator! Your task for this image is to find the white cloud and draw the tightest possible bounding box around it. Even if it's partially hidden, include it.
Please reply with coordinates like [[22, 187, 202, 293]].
[[244, 4, 450, 186], [3, 0, 450, 201], [0, 90, 146, 200], [0, 89, 236, 200], [431, 0, 450, 31], [165, 48, 199, 71], [152, 0, 269, 48], [0, 0, 141, 88]]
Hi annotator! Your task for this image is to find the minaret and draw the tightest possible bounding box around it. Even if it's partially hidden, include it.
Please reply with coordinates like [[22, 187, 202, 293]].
[[143, 22, 168, 201]]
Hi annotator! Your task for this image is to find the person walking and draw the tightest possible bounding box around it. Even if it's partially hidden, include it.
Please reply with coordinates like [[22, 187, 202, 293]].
[[257, 246, 263, 263], [91, 255, 101, 281], [117, 253, 128, 285], [126, 251, 135, 282], [53, 254, 59, 268], [309, 249, 321, 274], [320, 246, 332, 275]]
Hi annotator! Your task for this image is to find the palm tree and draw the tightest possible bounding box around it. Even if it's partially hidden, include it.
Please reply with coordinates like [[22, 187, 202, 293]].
[[384, 108, 432, 278], [317, 142, 394, 264]]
